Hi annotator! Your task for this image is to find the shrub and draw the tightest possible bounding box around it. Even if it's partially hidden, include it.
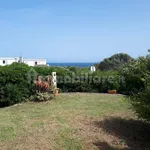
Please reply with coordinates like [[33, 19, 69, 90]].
[[60, 68, 119, 93], [130, 87, 150, 122], [130, 69, 150, 122], [57, 70, 120, 93], [122, 53, 150, 122], [34, 66, 121, 93], [0, 61, 125, 107], [0, 63, 36, 107], [34, 75, 55, 93], [119, 57, 148, 95], [29, 92, 54, 102], [97, 53, 133, 71]]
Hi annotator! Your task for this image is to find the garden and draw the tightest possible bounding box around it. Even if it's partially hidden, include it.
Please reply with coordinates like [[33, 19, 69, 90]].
[[0, 52, 150, 149]]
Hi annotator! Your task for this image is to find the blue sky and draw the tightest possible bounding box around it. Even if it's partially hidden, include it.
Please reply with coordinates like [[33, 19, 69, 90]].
[[0, 0, 150, 62]]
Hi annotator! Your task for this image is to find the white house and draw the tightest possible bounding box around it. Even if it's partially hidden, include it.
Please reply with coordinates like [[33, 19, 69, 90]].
[[0, 57, 47, 66], [0, 57, 19, 66], [23, 59, 46, 66]]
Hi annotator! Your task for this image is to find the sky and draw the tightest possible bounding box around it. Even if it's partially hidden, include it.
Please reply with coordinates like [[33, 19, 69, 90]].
[[0, 0, 150, 62]]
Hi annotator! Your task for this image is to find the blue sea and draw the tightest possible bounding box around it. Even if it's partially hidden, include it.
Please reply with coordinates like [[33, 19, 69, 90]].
[[47, 62, 96, 68]]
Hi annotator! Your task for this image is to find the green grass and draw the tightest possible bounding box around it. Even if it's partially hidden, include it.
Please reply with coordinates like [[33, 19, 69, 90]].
[[0, 93, 143, 150]]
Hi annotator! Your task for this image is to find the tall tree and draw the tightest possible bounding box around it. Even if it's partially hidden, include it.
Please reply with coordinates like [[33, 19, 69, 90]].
[[97, 53, 133, 70]]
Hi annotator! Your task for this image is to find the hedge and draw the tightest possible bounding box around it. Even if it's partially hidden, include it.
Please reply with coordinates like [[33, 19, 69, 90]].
[[0, 63, 35, 107], [0, 63, 133, 107]]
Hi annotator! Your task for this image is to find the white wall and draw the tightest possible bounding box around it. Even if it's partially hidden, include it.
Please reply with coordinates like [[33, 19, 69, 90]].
[[0, 58, 17, 66], [24, 61, 35, 66], [7, 59, 17, 65], [0, 58, 46, 66], [24, 60, 46, 66]]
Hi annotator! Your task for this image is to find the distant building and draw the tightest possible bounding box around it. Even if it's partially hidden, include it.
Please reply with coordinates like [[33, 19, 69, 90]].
[[0, 57, 47, 66], [23, 59, 46, 66]]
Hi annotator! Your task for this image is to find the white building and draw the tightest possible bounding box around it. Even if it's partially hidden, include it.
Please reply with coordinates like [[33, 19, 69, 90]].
[[0, 57, 18, 66], [0, 57, 47, 66], [23, 59, 46, 66]]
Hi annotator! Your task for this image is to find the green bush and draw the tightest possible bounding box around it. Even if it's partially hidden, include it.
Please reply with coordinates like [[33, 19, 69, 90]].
[[96, 53, 133, 71], [34, 66, 121, 93], [0, 62, 123, 107], [0, 63, 36, 107], [56, 70, 120, 93], [121, 53, 150, 122], [130, 87, 150, 122], [119, 57, 148, 94], [29, 92, 54, 102]]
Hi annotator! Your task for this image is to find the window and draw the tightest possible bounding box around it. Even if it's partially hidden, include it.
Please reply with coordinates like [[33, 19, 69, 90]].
[[35, 61, 37, 65], [3, 60, 5, 64]]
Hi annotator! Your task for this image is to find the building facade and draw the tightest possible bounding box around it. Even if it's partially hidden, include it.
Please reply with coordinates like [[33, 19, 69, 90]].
[[0, 57, 47, 66]]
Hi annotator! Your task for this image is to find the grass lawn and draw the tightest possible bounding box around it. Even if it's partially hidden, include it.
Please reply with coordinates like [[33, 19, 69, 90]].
[[0, 93, 150, 150]]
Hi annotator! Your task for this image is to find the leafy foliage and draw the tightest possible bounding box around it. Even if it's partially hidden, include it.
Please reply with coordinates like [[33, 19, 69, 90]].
[[97, 53, 133, 71], [1, 52, 150, 122], [119, 56, 149, 94], [120, 52, 150, 122], [57, 70, 120, 93], [0, 63, 35, 106], [130, 87, 150, 122], [29, 92, 54, 102]]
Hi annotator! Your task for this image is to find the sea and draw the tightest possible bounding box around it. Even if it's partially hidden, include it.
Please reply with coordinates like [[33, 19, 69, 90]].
[[47, 62, 96, 68]]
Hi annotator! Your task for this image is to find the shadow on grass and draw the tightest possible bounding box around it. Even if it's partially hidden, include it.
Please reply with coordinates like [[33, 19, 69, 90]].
[[93, 117, 150, 150], [0, 102, 9, 108], [93, 141, 118, 150]]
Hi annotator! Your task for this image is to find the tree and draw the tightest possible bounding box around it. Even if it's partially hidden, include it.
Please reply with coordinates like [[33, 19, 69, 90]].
[[120, 53, 150, 122], [97, 53, 133, 71]]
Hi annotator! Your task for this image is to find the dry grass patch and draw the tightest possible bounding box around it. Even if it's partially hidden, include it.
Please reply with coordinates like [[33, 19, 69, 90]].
[[0, 93, 149, 150]]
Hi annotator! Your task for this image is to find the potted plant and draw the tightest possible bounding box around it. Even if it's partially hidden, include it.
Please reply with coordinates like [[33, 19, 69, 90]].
[[108, 89, 117, 94], [107, 79, 119, 94], [53, 88, 59, 96]]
